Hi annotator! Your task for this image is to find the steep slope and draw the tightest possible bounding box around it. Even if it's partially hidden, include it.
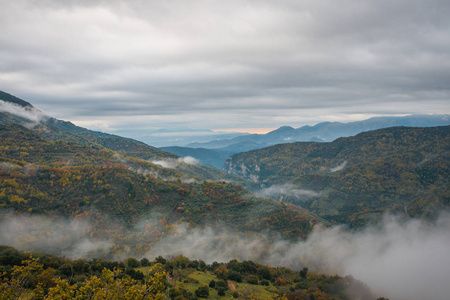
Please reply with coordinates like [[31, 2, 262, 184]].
[[0, 90, 249, 182], [0, 90, 176, 161], [224, 126, 450, 225], [0, 123, 315, 259]]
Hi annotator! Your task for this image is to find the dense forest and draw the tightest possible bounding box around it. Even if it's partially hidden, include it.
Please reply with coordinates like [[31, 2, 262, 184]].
[[0, 245, 389, 300], [225, 126, 450, 226]]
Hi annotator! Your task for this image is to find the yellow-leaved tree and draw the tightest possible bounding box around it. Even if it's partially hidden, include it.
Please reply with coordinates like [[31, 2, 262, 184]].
[[47, 265, 166, 300], [1, 255, 167, 300]]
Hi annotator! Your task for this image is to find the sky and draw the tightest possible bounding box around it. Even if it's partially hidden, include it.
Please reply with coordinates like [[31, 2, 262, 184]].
[[1, 0, 449, 136]]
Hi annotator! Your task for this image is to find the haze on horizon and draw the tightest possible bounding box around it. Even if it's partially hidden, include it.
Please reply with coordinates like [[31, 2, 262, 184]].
[[0, 0, 449, 136]]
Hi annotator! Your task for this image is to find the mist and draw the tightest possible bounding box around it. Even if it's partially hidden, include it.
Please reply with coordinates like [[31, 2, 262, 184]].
[[151, 156, 199, 169], [0, 100, 47, 123], [0, 211, 112, 259], [256, 184, 321, 202], [0, 162, 18, 170], [1, 209, 449, 300], [147, 213, 450, 300], [330, 160, 347, 172]]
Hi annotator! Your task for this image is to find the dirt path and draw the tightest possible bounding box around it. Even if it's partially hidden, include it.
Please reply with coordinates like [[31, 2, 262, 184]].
[[227, 280, 237, 292]]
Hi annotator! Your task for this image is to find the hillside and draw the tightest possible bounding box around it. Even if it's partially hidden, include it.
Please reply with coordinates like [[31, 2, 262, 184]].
[[0, 121, 315, 259], [224, 126, 450, 226], [0, 91, 176, 160], [0, 90, 255, 183], [0, 246, 383, 300]]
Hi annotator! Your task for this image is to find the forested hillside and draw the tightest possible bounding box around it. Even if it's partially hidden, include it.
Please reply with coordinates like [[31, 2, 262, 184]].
[[0, 246, 385, 300], [0, 123, 314, 259], [224, 126, 450, 226]]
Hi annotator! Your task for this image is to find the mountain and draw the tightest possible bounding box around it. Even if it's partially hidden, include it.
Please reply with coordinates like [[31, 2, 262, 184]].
[[0, 90, 251, 182], [114, 127, 248, 147], [224, 126, 450, 226], [188, 115, 450, 150], [160, 141, 265, 170], [173, 115, 450, 170], [0, 90, 177, 161], [160, 146, 232, 169], [0, 91, 316, 259], [0, 124, 314, 257]]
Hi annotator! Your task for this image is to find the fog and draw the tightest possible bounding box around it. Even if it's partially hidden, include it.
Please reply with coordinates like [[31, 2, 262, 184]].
[[147, 213, 450, 300], [1, 210, 449, 300], [151, 156, 199, 169], [0, 100, 47, 123], [256, 184, 321, 202], [0, 211, 112, 259], [330, 160, 347, 172], [0, 162, 18, 170]]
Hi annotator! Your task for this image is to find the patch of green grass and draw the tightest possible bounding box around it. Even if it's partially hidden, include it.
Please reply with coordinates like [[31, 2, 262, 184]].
[[233, 282, 279, 299]]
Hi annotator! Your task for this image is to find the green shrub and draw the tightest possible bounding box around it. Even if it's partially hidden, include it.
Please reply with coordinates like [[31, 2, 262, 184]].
[[247, 275, 258, 285], [195, 285, 210, 298]]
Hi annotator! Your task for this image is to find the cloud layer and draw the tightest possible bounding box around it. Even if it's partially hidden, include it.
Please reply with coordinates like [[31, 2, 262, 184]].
[[0, 0, 449, 133]]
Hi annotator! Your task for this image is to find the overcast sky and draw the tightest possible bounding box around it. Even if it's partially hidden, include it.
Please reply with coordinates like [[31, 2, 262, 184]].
[[1, 0, 449, 134]]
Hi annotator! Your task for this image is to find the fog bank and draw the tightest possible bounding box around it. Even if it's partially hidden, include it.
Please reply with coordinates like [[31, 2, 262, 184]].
[[148, 213, 450, 300], [0, 212, 112, 259], [1, 210, 449, 300]]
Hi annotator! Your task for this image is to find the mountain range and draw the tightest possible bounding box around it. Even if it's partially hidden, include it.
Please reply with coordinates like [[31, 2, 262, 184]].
[[2, 90, 448, 230], [162, 114, 450, 169]]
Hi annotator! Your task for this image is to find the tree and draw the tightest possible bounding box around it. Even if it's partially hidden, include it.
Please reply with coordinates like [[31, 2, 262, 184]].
[[209, 279, 216, 288], [247, 275, 258, 285], [140, 257, 150, 267], [299, 267, 308, 279], [48, 264, 167, 299], [227, 270, 242, 282], [126, 257, 140, 268], [195, 285, 210, 298], [0, 255, 43, 300], [257, 266, 272, 280]]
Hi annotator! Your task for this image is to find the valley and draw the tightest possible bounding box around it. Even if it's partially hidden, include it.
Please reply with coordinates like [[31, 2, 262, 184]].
[[1, 91, 449, 300]]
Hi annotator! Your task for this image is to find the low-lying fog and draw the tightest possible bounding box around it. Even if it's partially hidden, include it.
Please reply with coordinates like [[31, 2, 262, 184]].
[[1, 211, 449, 300]]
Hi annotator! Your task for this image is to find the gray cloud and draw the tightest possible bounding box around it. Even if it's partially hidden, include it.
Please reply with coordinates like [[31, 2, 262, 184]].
[[0, 0, 449, 133]]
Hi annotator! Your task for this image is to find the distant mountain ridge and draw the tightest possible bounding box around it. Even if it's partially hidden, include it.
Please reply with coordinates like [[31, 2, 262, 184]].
[[187, 115, 450, 150], [165, 115, 450, 169]]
